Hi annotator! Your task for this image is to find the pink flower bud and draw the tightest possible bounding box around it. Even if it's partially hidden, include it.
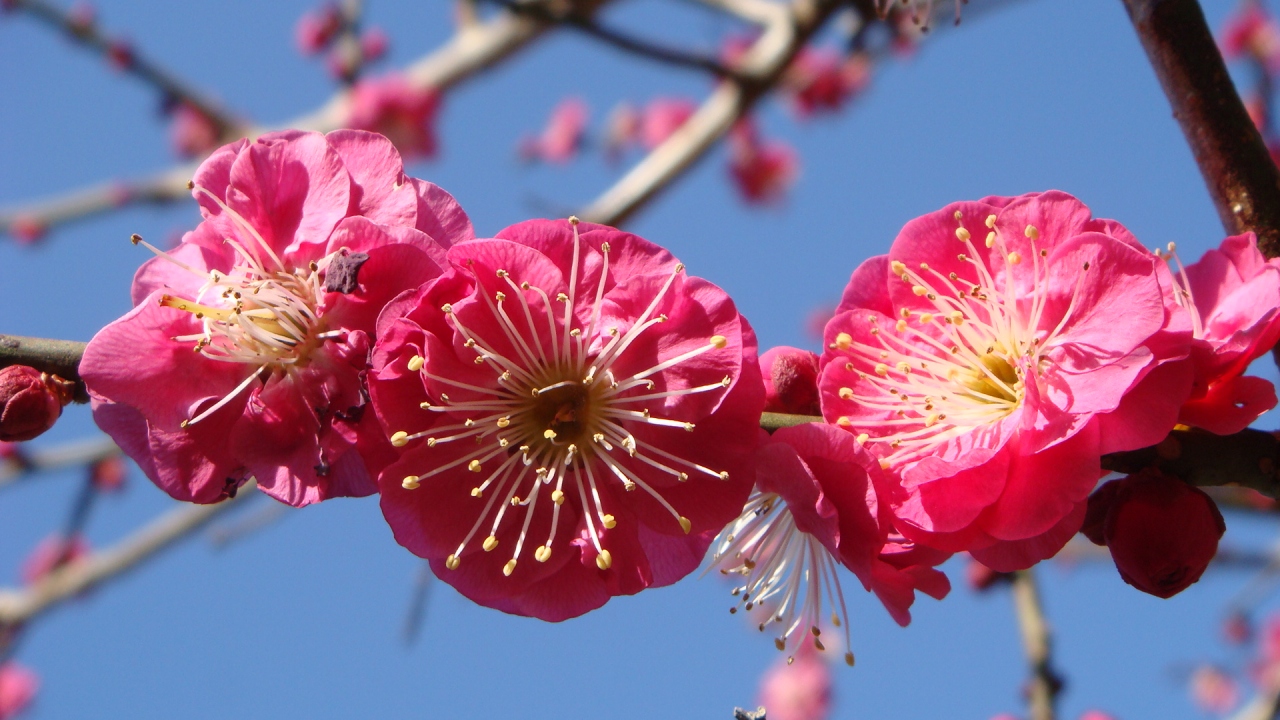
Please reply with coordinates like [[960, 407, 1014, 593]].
[[0, 366, 72, 442], [8, 215, 47, 245], [21, 534, 89, 586], [296, 4, 342, 55], [66, 1, 95, 35], [105, 38, 134, 71], [757, 645, 832, 720], [0, 662, 38, 720], [360, 27, 388, 63], [89, 455, 127, 493], [1223, 611, 1253, 646], [169, 102, 221, 158], [760, 346, 821, 416], [1099, 470, 1225, 598]]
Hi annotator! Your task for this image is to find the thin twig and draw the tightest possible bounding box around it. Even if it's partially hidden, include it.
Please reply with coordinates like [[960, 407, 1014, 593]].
[[0, 482, 255, 626], [0, 334, 90, 402], [332, 0, 366, 86], [8, 0, 242, 138], [1120, 0, 1280, 257], [401, 561, 434, 646], [0, 0, 566, 236], [487, 0, 745, 78], [1011, 569, 1061, 720], [0, 436, 119, 491]]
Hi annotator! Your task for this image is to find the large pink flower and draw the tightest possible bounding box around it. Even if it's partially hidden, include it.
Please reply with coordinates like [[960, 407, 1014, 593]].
[[820, 191, 1191, 570], [1161, 233, 1280, 434], [710, 423, 949, 662], [82, 130, 472, 507], [370, 219, 764, 620]]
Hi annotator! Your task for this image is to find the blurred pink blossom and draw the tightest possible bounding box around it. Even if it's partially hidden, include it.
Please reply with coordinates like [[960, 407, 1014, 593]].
[[640, 97, 696, 149], [1190, 665, 1239, 715], [728, 120, 798, 205], [758, 645, 832, 720], [519, 97, 589, 164], [169, 102, 221, 159], [296, 4, 342, 55], [21, 534, 90, 586], [347, 74, 441, 159], [0, 663, 37, 720]]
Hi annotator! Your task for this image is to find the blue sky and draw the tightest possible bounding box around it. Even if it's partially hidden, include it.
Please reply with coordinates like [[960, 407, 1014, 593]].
[[1, 0, 1276, 718]]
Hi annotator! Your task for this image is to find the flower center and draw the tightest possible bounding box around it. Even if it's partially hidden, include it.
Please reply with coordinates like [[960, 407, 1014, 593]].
[[830, 212, 1092, 465], [391, 220, 734, 578]]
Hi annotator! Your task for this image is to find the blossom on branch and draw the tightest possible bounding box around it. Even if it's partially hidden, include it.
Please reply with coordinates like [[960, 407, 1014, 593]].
[[0, 366, 72, 442], [819, 191, 1191, 570], [82, 129, 472, 507], [370, 219, 764, 620], [728, 120, 799, 205], [710, 423, 948, 662], [518, 97, 589, 164], [0, 663, 37, 720], [757, 643, 832, 720], [347, 75, 441, 160]]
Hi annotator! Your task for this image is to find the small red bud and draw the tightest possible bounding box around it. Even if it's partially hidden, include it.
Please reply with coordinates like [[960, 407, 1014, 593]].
[[359, 27, 388, 63], [965, 556, 1013, 592], [105, 37, 135, 71], [760, 346, 821, 416], [1223, 611, 1252, 646], [0, 366, 73, 442], [89, 455, 127, 492], [1102, 469, 1225, 599], [8, 214, 47, 245]]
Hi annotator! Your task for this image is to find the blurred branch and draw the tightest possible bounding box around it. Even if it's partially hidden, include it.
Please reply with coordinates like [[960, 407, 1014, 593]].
[[0, 436, 119, 491], [1011, 569, 1062, 720], [0, 0, 562, 237], [1101, 427, 1280, 498], [7, 0, 243, 139], [0, 482, 255, 626], [1120, 0, 1280, 257], [401, 561, 434, 646], [1227, 687, 1280, 720], [207, 499, 289, 549], [332, 0, 367, 86], [485, 0, 744, 77]]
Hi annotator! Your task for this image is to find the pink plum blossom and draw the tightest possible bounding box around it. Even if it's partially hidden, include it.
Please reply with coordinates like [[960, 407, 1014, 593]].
[[370, 219, 764, 620], [710, 423, 949, 661], [296, 4, 342, 55], [728, 120, 799, 205], [1189, 664, 1239, 715], [603, 101, 642, 160], [640, 97, 696, 149], [0, 663, 37, 720], [757, 644, 832, 720], [82, 130, 472, 507], [519, 97, 589, 164], [347, 74, 441, 160], [784, 49, 871, 118], [820, 191, 1192, 570], [1158, 234, 1280, 434], [1221, 1, 1280, 71]]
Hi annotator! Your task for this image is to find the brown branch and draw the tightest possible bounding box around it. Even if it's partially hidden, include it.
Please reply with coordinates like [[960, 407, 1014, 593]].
[[1120, 0, 1280, 257], [1101, 427, 1280, 497], [8, 0, 243, 139], [1011, 569, 1061, 720], [0, 481, 254, 626], [0, 335, 90, 402], [0, 1, 563, 237]]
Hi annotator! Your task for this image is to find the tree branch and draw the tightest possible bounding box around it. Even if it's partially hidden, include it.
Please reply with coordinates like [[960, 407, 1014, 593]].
[[0, 436, 119, 492], [1120, 0, 1280, 257], [0, 0, 563, 237], [1011, 569, 1061, 720], [8, 0, 243, 139], [0, 335, 90, 402], [0, 482, 254, 626]]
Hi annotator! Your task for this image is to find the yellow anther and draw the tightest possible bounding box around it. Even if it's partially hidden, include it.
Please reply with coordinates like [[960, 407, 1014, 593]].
[[985, 231, 996, 248], [496, 417, 511, 428], [895, 319, 907, 332], [441, 303, 453, 313], [874, 363, 889, 376], [832, 332, 853, 350], [845, 652, 856, 667], [1025, 225, 1040, 240], [949, 311, 964, 325], [896, 362, 911, 374], [919, 313, 934, 324], [602, 514, 617, 529], [568, 215, 580, 225], [596, 549, 613, 570], [775, 638, 786, 652], [1008, 252, 1022, 265], [503, 559, 517, 576], [856, 433, 869, 444], [678, 516, 692, 534], [401, 475, 421, 490], [535, 546, 552, 562], [878, 459, 890, 470], [985, 214, 997, 228], [468, 460, 483, 472], [953, 210, 963, 221], [925, 413, 939, 427], [407, 355, 425, 372], [838, 387, 854, 400], [710, 335, 728, 349], [390, 431, 410, 447], [445, 554, 460, 570], [483, 535, 499, 552], [911, 285, 927, 296], [955, 227, 971, 242], [471, 488, 484, 498], [543, 429, 558, 441], [890, 260, 907, 277], [837, 416, 853, 427]]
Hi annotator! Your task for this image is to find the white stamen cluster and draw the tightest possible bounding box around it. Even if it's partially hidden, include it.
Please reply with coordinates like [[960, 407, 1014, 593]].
[[710, 491, 855, 666], [392, 219, 733, 578], [1154, 241, 1205, 338], [829, 211, 1089, 467], [135, 185, 346, 428]]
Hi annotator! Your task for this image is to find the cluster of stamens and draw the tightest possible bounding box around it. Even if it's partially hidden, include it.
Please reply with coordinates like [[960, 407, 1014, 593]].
[[829, 211, 1090, 466], [709, 492, 855, 666], [135, 184, 347, 429], [391, 219, 734, 578], [1154, 241, 1205, 339]]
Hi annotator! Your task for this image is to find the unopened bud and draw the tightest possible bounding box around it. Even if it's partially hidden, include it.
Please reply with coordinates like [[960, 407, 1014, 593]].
[[0, 366, 74, 442]]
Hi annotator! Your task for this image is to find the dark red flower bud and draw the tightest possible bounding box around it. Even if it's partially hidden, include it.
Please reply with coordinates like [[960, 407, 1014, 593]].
[[1102, 469, 1225, 598], [965, 556, 1013, 592], [89, 455, 126, 492], [0, 366, 73, 442], [105, 38, 135, 71], [1223, 611, 1253, 646], [8, 214, 47, 245], [1081, 479, 1123, 546], [760, 346, 821, 416]]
